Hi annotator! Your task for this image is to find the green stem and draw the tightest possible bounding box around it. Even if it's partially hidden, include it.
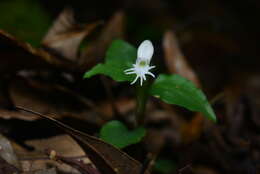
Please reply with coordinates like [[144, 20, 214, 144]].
[[135, 81, 149, 126]]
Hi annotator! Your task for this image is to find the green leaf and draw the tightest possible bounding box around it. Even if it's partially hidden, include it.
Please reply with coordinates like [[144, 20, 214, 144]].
[[0, 0, 51, 46], [100, 120, 146, 149], [149, 74, 216, 122], [154, 159, 176, 174], [84, 40, 137, 82]]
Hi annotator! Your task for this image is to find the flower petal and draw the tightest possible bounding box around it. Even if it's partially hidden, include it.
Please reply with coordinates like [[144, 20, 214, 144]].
[[142, 74, 146, 81], [124, 68, 135, 72], [125, 71, 135, 75], [146, 71, 155, 78], [137, 40, 154, 60], [131, 75, 139, 85], [148, 65, 156, 70]]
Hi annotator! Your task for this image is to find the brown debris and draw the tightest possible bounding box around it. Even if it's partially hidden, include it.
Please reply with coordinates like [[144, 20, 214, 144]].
[[0, 156, 21, 174], [0, 30, 76, 75], [45, 149, 100, 174], [16, 106, 148, 174], [79, 11, 125, 70], [42, 8, 100, 62], [163, 30, 201, 87]]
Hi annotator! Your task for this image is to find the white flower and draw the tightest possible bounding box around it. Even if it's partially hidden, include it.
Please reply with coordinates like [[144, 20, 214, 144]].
[[124, 40, 155, 86]]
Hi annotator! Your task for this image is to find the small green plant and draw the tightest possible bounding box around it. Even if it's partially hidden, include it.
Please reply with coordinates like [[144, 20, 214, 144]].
[[84, 39, 216, 148], [100, 120, 146, 149]]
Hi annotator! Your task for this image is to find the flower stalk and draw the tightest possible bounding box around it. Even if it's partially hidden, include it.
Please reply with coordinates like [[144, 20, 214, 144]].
[[135, 81, 150, 126]]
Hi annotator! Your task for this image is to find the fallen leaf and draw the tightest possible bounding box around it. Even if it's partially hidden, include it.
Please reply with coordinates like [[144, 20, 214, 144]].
[[0, 134, 20, 168], [16, 106, 147, 174], [0, 156, 20, 174], [21, 159, 80, 174], [16, 135, 90, 174], [24, 135, 86, 158], [0, 30, 77, 75], [42, 8, 100, 61], [34, 168, 57, 174], [8, 77, 103, 124], [180, 113, 205, 144], [0, 109, 37, 121], [79, 11, 125, 70], [45, 149, 99, 174], [163, 30, 200, 87]]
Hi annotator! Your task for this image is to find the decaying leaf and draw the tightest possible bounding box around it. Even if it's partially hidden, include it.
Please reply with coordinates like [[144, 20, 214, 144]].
[[9, 77, 85, 120], [34, 168, 57, 174], [42, 8, 75, 44], [98, 97, 135, 118], [6, 77, 104, 126], [0, 134, 20, 168], [163, 30, 200, 87], [24, 135, 86, 158], [0, 156, 20, 174], [21, 159, 80, 174], [16, 106, 147, 174], [0, 30, 77, 75], [0, 109, 37, 121], [42, 8, 100, 61], [79, 11, 125, 70], [45, 149, 99, 174], [17, 135, 90, 174], [0, 75, 106, 124]]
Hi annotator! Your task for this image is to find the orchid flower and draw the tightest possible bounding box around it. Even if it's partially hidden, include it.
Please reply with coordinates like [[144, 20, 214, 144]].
[[124, 40, 155, 86]]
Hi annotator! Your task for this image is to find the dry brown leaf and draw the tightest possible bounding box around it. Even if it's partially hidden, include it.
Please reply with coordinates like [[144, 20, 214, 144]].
[[42, 8, 100, 61], [0, 134, 20, 168], [25, 135, 86, 158], [1, 76, 105, 124], [45, 149, 99, 174], [163, 30, 201, 87], [16, 135, 89, 174], [33, 168, 57, 174], [0, 30, 77, 75], [0, 109, 37, 121], [21, 159, 80, 174], [0, 156, 20, 174], [42, 8, 75, 42], [98, 98, 135, 118], [8, 77, 102, 123], [181, 113, 205, 144], [79, 11, 125, 70], [193, 166, 220, 174], [16, 107, 147, 174]]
